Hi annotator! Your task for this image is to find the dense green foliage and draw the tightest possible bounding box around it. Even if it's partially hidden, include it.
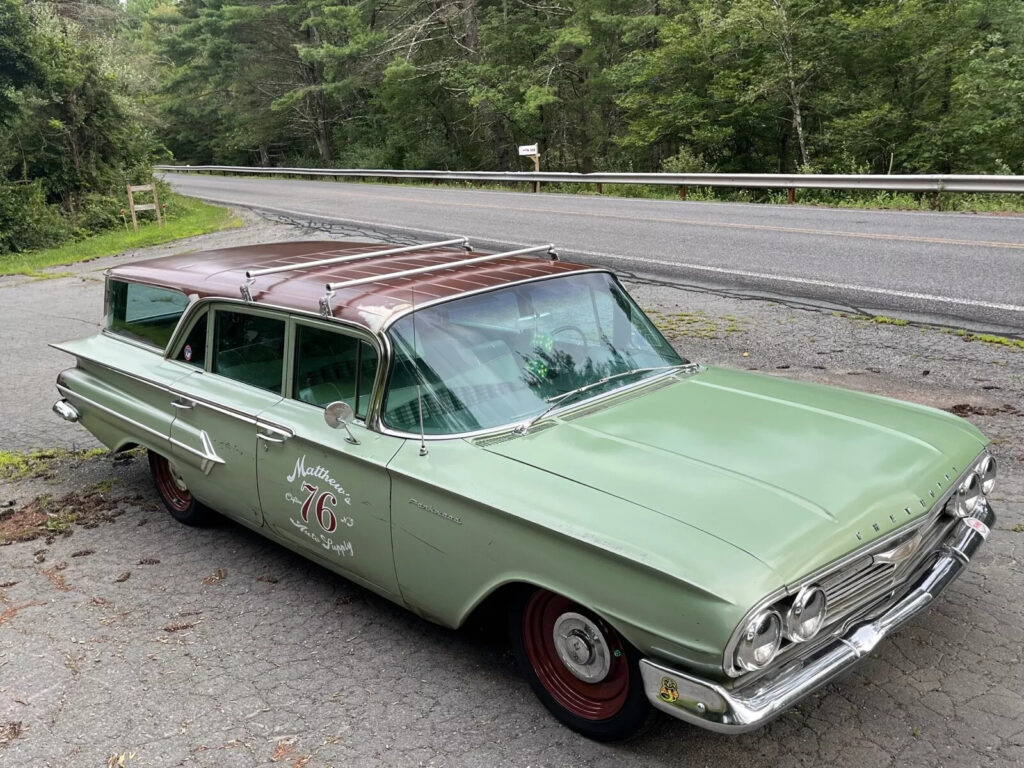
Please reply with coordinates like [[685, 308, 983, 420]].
[[0, 0, 156, 254], [2, 0, 1022, 256], [142, 0, 1024, 176]]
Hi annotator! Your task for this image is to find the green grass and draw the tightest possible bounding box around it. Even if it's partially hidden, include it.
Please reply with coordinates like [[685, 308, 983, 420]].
[[0, 195, 242, 277], [0, 448, 106, 481], [951, 330, 1024, 351]]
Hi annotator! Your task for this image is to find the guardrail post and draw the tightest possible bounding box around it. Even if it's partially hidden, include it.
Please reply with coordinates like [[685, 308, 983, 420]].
[[678, 185, 688, 200], [596, 183, 603, 195], [787, 187, 796, 204]]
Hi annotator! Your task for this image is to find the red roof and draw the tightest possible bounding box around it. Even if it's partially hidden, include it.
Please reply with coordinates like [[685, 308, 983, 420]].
[[110, 240, 595, 331]]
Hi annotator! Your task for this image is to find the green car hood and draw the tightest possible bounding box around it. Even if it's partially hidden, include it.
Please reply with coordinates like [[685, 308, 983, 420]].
[[484, 366, 988, 579]]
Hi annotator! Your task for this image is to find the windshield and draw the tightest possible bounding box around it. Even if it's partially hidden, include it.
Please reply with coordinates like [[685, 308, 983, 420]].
[[382, 272, 686, 435]]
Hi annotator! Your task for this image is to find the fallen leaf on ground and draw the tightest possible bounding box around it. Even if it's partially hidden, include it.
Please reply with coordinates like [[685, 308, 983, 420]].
[[163, 621, 197, 633], [0, 721, 23, 745], [41, 566, 71, 591], [0, 601, 46, 626], [202, 569, 227, 585], [271, 738, 296, 762]]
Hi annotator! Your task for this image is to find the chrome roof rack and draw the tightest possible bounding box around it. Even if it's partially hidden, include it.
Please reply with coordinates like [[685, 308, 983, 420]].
[[317, 243, 558, 316], [239, 237, 471, 302]]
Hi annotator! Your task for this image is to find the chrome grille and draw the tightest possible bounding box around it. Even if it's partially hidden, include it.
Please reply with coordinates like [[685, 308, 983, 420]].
[[820, 509, 954, 627], [821, 558, 896, 619]]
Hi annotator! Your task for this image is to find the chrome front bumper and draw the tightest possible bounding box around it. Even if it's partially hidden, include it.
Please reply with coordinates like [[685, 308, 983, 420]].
[[640, 502, 995, 733]]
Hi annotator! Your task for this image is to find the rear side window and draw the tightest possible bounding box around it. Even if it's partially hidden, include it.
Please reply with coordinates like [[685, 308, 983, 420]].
[[293, 324, 378, 418], [106, 280, 189, 349], [212, 310, 286, 393]]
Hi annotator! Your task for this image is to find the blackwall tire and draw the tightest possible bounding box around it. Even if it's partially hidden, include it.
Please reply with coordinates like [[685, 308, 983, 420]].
[[148, 451, 212, 526], [509, 588, 654, 741]]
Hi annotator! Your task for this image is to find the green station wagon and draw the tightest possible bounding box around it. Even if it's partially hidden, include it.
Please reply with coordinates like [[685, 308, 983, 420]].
[[52, 237, 997, 740]]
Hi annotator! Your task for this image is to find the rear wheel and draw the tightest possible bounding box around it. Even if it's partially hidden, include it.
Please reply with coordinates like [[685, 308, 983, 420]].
[[510, 588, 653, 741], [148, 451, 211, 526]]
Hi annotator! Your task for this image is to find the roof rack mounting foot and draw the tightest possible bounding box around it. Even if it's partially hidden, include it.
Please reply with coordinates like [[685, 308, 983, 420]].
[[319, 289, 335, 318], [240, 277, 255, 302]]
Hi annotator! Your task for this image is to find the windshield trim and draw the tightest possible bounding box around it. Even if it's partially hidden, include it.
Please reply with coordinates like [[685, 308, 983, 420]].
[[374, 269, 693, 440], [378, 268, 611, 332], [377, 362, 700, 442]]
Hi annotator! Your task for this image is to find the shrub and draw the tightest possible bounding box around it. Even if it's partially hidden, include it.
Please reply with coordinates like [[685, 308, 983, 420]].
[[0, 179, 70, 253]]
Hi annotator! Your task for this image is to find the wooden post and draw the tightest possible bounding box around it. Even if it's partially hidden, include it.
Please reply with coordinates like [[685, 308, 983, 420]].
[[596, 183, 603, 195], [126, 184, 138, 232], [152, 184, 162, 227], [787, 187, 796, 204], [126, 182, 163, 231], [533, 154, 541, 194], [678, 185, 688, 200]]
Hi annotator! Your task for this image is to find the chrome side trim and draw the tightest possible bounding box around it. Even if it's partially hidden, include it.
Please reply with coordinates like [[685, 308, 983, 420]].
[[56, 384, 224, 472], [167, 386, 259, 425], [642, 501, 995, 733]]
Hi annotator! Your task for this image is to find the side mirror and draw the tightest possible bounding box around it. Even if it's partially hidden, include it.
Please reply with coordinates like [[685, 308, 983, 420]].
[[324, 401, 359, 445]]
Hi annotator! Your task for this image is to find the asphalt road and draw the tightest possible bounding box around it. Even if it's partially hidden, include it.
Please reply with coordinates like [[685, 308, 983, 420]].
[[164, 173, 1024, 334]]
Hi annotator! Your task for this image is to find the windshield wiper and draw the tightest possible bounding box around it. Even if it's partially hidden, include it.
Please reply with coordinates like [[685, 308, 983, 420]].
[[517, 363, 697, 434]]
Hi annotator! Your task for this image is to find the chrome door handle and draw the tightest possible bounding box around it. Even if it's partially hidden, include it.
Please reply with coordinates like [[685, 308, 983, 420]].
[[257, 432, 289, 444], [171, 398, 196, 410]]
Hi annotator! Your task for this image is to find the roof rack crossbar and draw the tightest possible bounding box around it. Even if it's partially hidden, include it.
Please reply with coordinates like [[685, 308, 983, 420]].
[[324, 243, 558, 292], [244, 237, 471, 279]]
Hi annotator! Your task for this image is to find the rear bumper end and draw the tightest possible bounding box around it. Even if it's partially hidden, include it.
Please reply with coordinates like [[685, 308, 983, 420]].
[[52, 399, 80, 422], [640, 502, 995, 733]]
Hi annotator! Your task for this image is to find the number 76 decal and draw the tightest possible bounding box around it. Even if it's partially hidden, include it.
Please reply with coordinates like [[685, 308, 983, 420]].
[[300, 483, 354, 531]]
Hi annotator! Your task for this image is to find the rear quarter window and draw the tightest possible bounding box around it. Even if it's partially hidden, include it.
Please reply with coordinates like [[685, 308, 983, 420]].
[[106, 280, 190, 349]]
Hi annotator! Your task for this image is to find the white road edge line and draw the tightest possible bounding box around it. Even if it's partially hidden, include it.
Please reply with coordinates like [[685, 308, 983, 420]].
[[188, 195, 1024, 315]]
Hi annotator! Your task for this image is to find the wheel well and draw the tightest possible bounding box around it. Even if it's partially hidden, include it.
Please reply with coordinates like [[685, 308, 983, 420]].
[[462, 582, 534, 633]]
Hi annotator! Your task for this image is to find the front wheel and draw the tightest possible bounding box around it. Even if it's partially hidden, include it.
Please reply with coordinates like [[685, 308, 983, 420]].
[[509, 588, 654, 741], [148, 451, 212, 526]]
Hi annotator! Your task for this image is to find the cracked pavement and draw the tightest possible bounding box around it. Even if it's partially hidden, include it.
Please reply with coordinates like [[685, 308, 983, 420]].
[[1, 211, 1022, 767]]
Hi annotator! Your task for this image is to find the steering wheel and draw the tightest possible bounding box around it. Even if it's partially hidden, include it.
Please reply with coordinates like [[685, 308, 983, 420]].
[[551, 325, 588, 348]]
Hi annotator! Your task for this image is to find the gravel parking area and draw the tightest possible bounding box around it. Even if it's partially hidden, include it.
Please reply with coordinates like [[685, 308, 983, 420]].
[[1, 211, 1022, 767]]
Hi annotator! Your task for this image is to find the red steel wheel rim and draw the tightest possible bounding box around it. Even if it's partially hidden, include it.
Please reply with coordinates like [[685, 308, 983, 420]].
[[153, 456, 192, 513], [522, 590, 630, 720]]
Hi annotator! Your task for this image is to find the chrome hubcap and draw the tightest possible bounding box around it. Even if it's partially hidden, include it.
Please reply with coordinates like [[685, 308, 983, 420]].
[[168, 462, 189, 493], [551, 612, 611, 682]]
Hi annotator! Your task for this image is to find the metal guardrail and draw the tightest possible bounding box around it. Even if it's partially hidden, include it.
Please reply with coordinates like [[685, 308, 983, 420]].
[[156, 165, 1024, 195]]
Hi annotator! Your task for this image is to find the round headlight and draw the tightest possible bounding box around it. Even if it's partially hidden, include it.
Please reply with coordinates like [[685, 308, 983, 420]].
[[784, 586, 827, 642], [949, 472, 982, 518], [735, 610, 783, 672], [978, 455, 996, 495]]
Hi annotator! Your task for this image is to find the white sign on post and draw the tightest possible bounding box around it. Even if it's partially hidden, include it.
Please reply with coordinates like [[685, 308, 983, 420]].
[[518, 144, 539, 156]]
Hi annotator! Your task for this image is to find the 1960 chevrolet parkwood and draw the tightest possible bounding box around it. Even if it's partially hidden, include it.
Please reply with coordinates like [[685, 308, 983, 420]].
[[52, 237, 996, 740]]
